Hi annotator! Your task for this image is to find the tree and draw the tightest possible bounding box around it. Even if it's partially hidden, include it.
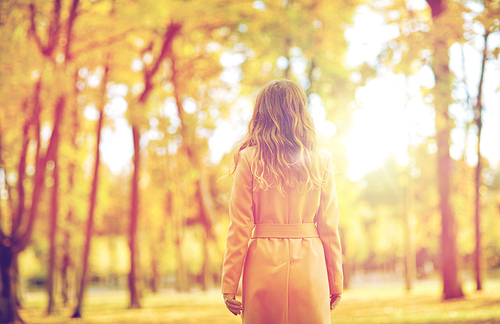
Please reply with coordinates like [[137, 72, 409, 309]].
[[470, 1, 500, 291], [0, 73, 64, 321], [127, 21, 181, 309], [72, 62, 110, 318], [371, 0, 500, 298], [60, 0, 81, 305], [426, 0, 464, 299], [46, 96, 65, 314], [169, 51, 220, 291], [61, 70, 81, 307], [28, 0, 82, 314], [473, 30, 488, 292]]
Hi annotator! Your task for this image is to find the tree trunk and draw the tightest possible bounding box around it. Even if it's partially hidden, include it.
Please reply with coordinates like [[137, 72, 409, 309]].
[[61, 164, 75, 306], [426, 0, 464, 300], [13, 100, 30, 236], [12, 77, 43, 252], [170, 54, 218, 234], [403, 189, 416, 291], [150, 189, 170, 294], [128, 124, 141, 309], [175, 200, 188, 292], [47, 96, 64, 315], [404, 165, 416, 291], [198, 169, 217, 238], [125, 22, 180, 308], [150, 253, 159, 293], [201, 232, 213, 291], [403, 78, 416, 292], [72, 64, 108, 318], [175, 237, 189, 292], [12, 255, 22, 307], [46, 156, 59, 313], [59, 0, 80, 306], [0, 243, 23, 323], [474, 31, 489, 292], [435, 41, 463, 298], [195, 183, 213, 292], [0, 78, 43, 324], [61, 247, 70, 306], [11, 101, 29, 308], [437, 120, 463, 299], [62, 69, 80, 306], [473, 118, 483, 292], [170, 53, 220, 292], [14, 80, 56, 254]]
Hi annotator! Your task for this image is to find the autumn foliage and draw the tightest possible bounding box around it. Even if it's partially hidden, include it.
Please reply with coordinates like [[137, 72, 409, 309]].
[[0, 0, 499, 323]]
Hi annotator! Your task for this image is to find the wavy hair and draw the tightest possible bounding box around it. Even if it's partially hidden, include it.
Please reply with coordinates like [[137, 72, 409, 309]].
[[232, 79, 324, 193]]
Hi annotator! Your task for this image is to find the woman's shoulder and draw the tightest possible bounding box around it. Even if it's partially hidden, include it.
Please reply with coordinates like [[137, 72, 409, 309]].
[[233, 146, 257, 169], [239, 145, 257, 159], [316, 149, 335, 178], [317, 148, 333, 164]]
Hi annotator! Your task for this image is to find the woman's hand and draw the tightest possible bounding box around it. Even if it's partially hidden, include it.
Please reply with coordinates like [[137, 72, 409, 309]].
[[223, 293, 242, 316], [330, 293, 342, 311]]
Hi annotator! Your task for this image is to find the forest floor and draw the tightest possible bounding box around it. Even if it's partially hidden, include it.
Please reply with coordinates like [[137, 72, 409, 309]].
[[18, 278, 500, 324]]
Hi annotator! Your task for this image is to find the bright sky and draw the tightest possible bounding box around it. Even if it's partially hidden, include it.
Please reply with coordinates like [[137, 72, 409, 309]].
[[92, 2, 500, 181]]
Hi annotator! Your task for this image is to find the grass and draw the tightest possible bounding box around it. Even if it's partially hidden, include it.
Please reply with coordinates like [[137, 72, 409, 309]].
[[18, 279, 500, 324]]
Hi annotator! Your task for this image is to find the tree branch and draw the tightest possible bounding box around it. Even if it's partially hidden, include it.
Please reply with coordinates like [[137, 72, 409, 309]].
[[0, 122, 15, 234], [12, 100, 30, 237], [426, 0, 444, 18], [29, 3, 45, 53], [475, 30, 490, 120], [46, 0, 62, 56], [70, 27, 135, 58], [64, 0, 80, 61], [14, 93, 65, 253], [29, 0, 62, 57], [306, 58, 316, 97], [139, 22, 182, 103]]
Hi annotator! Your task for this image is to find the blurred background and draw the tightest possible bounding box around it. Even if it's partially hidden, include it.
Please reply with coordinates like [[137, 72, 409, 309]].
[[0, 0, 500, 322]]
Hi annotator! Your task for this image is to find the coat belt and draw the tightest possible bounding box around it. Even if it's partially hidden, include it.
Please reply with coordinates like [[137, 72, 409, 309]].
[[252, 223, 319, 238]]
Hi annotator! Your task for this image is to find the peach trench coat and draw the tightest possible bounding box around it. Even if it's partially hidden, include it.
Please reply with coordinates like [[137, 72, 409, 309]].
[[221, 147, 343, 324]]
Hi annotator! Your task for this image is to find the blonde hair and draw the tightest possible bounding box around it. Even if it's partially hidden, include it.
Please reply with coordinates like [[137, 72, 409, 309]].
[[232, 79, 324, 193]]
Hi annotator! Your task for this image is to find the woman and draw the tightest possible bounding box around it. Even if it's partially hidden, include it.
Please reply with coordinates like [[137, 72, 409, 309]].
[[221, 79, 343, 324]]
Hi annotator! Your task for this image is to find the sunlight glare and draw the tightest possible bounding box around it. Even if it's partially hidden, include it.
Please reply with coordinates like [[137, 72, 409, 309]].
[[344, 5, 400, 68], [345, 76, 410, 181], [83, 104, 100, 121], [100, 118, 134, 175], [309, 94, 337, 139]]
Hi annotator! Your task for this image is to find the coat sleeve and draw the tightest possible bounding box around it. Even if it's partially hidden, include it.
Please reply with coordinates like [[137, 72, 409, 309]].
[[221, 150, 254, 294], [317, 153, 343, 295]]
